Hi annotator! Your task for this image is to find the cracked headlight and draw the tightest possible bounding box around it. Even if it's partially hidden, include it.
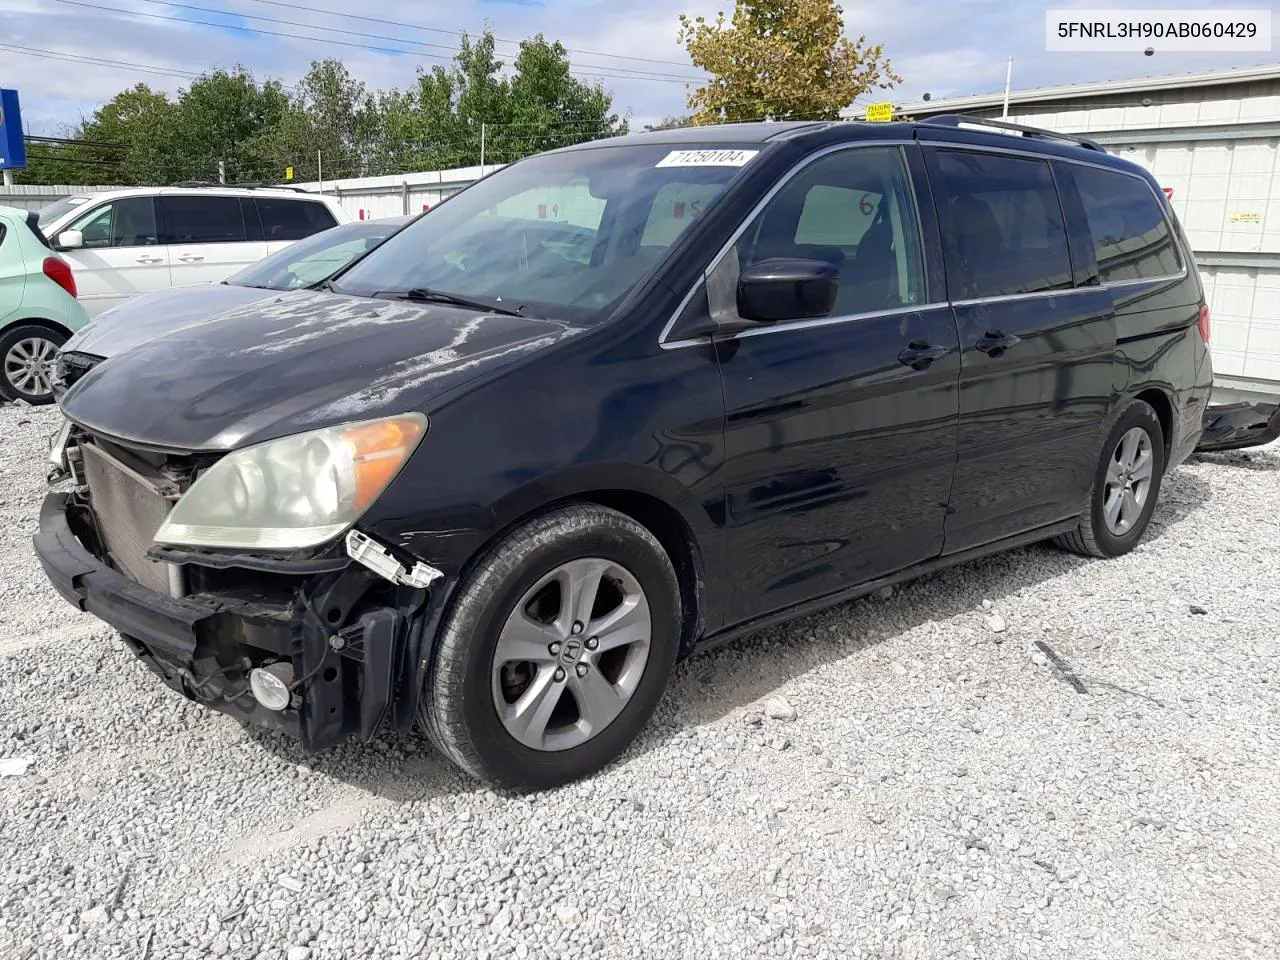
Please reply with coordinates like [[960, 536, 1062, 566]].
[[154, 414, 427, 551]]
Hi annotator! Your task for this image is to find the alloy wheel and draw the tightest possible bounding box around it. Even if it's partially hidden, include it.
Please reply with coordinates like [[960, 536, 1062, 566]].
[[492, 557, 652, 752], [1103, 426, 1154, 535]]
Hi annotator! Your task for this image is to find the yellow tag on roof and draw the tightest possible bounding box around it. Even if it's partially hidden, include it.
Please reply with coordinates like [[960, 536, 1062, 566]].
[[285, 166, 294, 180], [865, 102, 894, 122]]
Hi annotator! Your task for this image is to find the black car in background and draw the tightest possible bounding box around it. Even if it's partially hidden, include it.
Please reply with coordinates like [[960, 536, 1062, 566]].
[[36, 116, 1212, 790]]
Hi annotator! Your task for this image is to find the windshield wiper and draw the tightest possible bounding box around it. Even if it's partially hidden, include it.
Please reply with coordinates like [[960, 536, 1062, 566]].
[[373, 287, 527, 318]]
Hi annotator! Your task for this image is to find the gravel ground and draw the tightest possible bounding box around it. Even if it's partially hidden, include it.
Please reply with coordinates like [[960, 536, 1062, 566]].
[[1, 399, 1278, 960]]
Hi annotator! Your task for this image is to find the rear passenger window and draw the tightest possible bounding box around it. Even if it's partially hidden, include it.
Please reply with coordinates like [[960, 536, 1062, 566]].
[[158, 196, 249, 244], [738, 146, 926, 316], [255, 198, 339, 241], [1067, 165, 1181, 283], [933, 151, 1074, 300]]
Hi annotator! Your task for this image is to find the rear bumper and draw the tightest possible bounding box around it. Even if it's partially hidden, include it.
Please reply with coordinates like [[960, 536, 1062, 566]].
[[33, 491, 437, 750], [1196, 401, 1280, 453]]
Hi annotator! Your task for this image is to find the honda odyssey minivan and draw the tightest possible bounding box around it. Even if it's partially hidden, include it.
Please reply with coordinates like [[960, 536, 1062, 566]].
[[36, 116, 1213, 790]]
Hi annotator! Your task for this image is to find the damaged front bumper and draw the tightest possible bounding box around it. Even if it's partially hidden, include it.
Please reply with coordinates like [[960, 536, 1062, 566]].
[[1196, 401, 1280, 453], [33, 491, 451, 751]]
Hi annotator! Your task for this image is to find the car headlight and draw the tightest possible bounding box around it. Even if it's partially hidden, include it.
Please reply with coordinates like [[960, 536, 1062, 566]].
[[154, 413, 427, 551]]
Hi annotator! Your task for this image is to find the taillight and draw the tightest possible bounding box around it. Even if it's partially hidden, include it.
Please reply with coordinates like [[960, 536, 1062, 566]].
[[1197, 303, 1210, 343], [42, 257, 77, 299]]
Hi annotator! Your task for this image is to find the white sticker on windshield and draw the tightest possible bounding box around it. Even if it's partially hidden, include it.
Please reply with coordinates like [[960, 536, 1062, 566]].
[[656, 149, 759, 168]]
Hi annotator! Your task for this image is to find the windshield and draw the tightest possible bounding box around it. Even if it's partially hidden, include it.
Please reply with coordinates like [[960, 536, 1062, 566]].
[[332, 143, 761, 321], [225, 219, 405, 290], [36, 195, 95, 227]]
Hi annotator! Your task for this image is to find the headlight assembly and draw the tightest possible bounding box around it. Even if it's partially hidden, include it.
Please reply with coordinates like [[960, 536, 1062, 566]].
[[154, 413, 427, 551]]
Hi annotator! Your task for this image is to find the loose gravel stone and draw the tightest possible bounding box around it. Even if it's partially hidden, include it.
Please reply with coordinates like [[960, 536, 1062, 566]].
[[2, 403, 1279, 960], [762, 696, 797, 722]]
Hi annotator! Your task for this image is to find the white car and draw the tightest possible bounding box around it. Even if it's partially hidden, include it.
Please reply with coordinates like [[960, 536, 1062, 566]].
[[35, 185, 352, 318]]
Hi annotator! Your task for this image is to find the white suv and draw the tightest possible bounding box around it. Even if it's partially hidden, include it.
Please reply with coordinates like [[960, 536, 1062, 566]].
[[35, 185, 352, 318]]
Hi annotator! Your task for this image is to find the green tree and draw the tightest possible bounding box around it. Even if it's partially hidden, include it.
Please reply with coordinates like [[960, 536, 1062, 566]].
[[677, 0, 901, 124], [15, 86, 172, 185], [503, 35, 627, 159], [166, 68, 289, 183], [267, 59, 385, 181], [393, 30, 627, 171]]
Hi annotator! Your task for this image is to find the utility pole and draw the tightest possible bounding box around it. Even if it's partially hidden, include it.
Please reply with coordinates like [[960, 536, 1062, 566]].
[[479, 122, 486, 176], [2, 170, 12, 188], [218, 160, 226, 185], [317, 150, 323, 194], [1002, 57, 1014, 118]]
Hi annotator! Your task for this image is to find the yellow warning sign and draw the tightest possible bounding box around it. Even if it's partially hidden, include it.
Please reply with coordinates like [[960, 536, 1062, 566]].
[[865, 102, 894, 122], [1228, 211, 1260, 223], [285, 166, 294, 181]]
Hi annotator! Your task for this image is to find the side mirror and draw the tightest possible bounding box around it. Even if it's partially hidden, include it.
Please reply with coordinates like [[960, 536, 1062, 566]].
[[737, 258, 839, 324], [56, 230, 85, 251]]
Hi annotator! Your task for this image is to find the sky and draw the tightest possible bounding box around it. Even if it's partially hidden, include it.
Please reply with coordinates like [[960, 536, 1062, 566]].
[[0, 0, 1276, 138]]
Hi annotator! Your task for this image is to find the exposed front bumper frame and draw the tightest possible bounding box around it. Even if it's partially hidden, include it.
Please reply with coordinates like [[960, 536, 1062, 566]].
[[33, 492, 449, 751]]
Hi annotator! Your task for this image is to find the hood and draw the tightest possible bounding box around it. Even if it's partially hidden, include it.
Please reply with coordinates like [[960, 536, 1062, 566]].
[[60, 289, 579, 451], [61, 283, 277, 358]]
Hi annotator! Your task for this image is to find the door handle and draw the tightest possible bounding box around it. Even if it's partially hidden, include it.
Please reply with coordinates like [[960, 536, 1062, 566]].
[[179, 255, 205, 263], [975, 330, 1021, 357], [135, 256, 163, 264], [897, 341, 951, 370]]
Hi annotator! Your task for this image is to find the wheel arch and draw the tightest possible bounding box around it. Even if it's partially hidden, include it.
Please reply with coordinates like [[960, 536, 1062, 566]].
[[1133, 386, 1175, 460], [467, 468, 713, 658], [4, 316, 75, 339]]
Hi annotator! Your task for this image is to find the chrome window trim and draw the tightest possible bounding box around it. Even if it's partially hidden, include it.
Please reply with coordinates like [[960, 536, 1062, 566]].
[[919, 138, 1189, 285], [656, 139, 917, 350], [950, 286, 1095, 308], [662, 301, 953, 349]]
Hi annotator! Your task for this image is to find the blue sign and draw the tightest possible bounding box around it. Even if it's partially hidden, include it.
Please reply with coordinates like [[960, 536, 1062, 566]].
[[0, 89, 28, 171]]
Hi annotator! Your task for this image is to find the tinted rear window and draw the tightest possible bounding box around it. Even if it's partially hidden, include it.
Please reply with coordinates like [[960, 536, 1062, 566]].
[[933, 150, 1074, 300], [254, 198, 338, 241], [1067, 165, 1182, 283], [158, 196, 249, 244]]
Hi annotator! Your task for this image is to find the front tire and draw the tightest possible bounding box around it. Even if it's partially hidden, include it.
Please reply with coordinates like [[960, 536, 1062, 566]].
[[1054, 399, 1166, 558], [420, 503, 681, 791]]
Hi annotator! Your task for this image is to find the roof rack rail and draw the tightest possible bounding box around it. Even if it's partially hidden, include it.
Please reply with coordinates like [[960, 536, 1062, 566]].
[[918, 114, 1105, 152], [168, 179, 311, 193]]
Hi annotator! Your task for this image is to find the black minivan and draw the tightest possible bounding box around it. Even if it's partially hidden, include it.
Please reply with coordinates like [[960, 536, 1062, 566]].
[[36, 116, 1213, 790]]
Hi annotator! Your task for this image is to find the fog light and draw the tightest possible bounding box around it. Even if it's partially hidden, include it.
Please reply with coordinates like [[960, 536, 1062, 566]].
[[249, 662, 294, 711]]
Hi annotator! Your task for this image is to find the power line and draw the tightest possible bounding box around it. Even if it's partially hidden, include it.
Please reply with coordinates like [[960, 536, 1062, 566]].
[[26, 135, 130, 149], [247, 0, 703, 72], [56, 0, 706, 86], [0, 41, 203, 80]]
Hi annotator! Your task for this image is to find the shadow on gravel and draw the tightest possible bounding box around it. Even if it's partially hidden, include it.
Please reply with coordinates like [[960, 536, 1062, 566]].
[[220, 466, 1215, 796], [646, 463, 1213, 741], [238, 725, 485, 801], [1189, 447, 1280, 472]]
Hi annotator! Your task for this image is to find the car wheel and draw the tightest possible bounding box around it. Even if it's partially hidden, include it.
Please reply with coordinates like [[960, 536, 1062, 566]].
[[420, 503, 681, 791], [1053, 400, 1166, 559], [0, 325, 67, 405]]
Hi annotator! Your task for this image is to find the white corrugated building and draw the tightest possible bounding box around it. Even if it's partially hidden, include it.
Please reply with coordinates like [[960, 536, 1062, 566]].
[[857, 65, 1280, 405]]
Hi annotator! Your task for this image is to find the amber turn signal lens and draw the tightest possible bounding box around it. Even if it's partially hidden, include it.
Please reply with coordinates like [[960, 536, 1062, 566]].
[[341, 416, 426, 511]]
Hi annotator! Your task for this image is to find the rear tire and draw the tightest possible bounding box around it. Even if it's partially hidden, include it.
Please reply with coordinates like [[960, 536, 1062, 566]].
[[420, 503, 681, 791], [0, 324, 67, 405], [1054, 400, 1166, 559]]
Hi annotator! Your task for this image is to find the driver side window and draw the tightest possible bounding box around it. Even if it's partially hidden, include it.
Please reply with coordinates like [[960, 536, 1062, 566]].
[[737, 146, 926, 318], [72, 197, 159, 249]]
